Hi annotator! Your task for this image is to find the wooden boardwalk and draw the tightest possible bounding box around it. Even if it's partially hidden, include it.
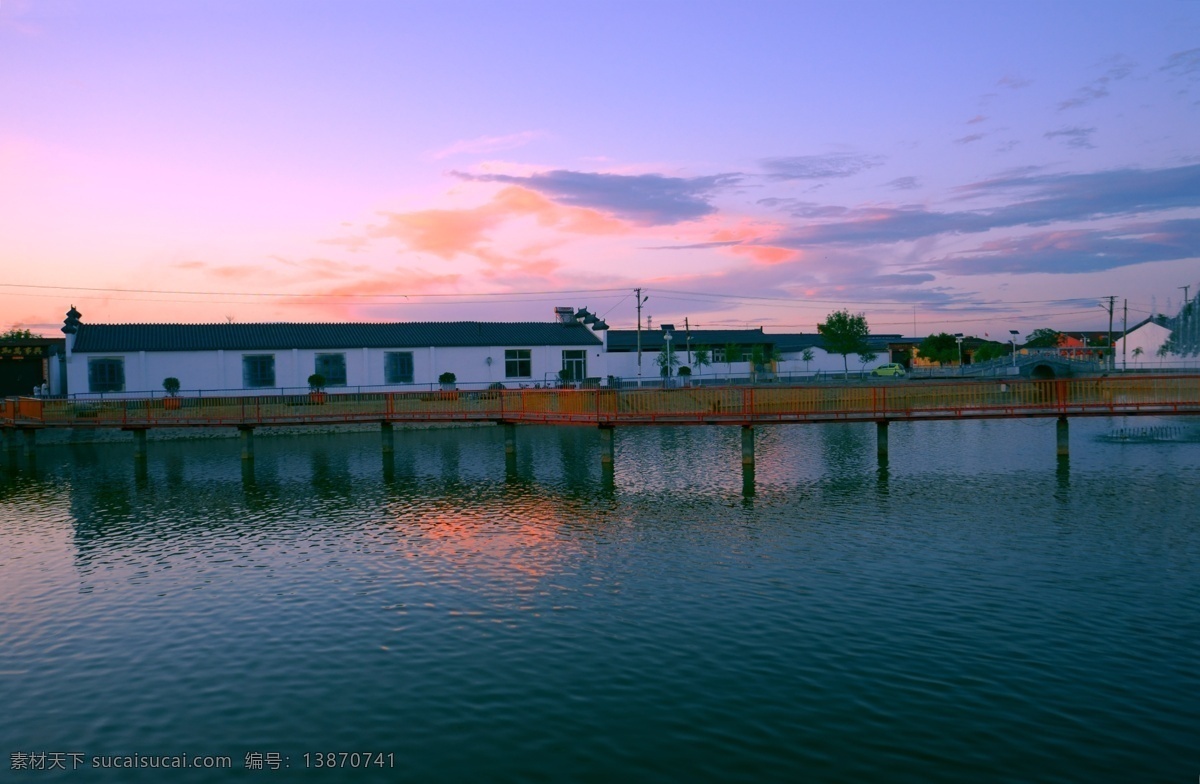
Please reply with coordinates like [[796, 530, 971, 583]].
[[5, 375, 1200, 431]]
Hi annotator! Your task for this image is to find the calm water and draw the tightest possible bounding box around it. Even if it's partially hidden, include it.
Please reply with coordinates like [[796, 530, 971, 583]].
[[2, 418, 1198, 782]]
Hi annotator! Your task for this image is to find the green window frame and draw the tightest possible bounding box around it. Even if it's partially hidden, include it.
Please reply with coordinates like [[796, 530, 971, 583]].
[[561, 350, 587, 381], [385, 352, 414, 384], [315, 353, 347, 386], [505, 349, 532, 378], [87, 357, 125, 393], [242, 354, 276, 388]]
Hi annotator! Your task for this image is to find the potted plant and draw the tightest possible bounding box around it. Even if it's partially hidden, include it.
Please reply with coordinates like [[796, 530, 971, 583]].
[[438, 371, 457, 391], [677, 365, 692, 387], [557, 368, 575, 389], [162, 377, 181, 409], [308, 373, 327, 403]]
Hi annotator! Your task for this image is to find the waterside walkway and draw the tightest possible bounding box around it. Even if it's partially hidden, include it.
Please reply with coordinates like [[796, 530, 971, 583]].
[[5, 375, 1200, 462]]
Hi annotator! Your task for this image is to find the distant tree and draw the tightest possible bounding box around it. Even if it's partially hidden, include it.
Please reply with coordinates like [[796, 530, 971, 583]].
[[1025, 328, 1063, 348], [691, 347, 711, 379], [1, 328, 38, 340], [1132, 347, 1144, 361], [818, 310, 870, 378], [723, 342, 742, 381], [972, 341, 1008, 363], [801, 347, 815, 372], [917, 333, 959, 366], [749, 344, 782, 382], [654, 346, 680, 379], [857, 350, 878, 373]]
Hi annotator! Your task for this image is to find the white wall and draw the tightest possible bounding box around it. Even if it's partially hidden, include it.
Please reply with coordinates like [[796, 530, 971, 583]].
[[604, 346, 890, 383], [1114, 322, 1172, 367], [66, 344, 609, 397]]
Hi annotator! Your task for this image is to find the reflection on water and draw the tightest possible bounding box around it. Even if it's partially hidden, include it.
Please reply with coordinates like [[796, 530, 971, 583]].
[[1, 418, 1198, 783]]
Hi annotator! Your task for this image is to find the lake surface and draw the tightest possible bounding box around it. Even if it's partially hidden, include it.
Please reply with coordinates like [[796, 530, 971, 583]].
[[2, 417, 1198, 782]]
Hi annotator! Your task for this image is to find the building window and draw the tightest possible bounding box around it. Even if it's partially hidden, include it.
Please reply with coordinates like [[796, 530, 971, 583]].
[[315, 353, 347, 386], [385, 352, 414, 384], [242, 354, 276, 388], [561, 350, 587, 381], [87, 357, 125, 393], [505, 349, 531, 378]]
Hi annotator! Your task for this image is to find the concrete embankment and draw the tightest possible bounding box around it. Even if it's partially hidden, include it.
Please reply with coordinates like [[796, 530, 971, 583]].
[[27, 421, 491, 446]]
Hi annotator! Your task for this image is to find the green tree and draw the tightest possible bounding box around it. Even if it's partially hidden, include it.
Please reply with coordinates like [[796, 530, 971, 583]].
[[748, 344, 781, 382], [1024, 328, 1063, 348], [858, 350, 878, 374], [655, 346, 680, 379], [691, 347, 711, 379], [917, 333, 958, 365], [723, 342, 741, 381], [801, 347, 815, 372], [818, 310, 871, 378], [972, 341, 1008, 363], [1, 328, 38, 340]]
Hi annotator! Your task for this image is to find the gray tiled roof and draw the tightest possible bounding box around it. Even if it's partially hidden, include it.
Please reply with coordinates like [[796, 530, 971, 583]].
[[71, 321, 603, 353], [607, 329, 908, 353], [606, 328, 776, 351]]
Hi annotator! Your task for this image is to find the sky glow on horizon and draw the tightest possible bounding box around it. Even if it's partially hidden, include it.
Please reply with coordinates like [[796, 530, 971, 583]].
[[2, 0, 1198, 339]]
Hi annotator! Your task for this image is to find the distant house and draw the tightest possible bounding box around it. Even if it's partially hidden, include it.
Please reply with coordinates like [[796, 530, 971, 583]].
[[605, 327, 909, 381], [0, 336, 65, 396], [61, 307, 607, 397], [1114, 316, 1172, 369]]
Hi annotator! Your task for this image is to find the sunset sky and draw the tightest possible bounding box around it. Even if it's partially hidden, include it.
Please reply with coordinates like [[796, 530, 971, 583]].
[[2, 0, 1198, 339]]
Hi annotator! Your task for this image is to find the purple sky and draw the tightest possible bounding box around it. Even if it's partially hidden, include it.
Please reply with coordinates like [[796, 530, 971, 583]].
[[2, 0, 1198, 339]]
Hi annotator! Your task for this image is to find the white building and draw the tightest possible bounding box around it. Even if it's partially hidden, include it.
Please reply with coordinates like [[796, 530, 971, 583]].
[[1114, 316, 1176, 370], [604, 327, 906, 383], [62, 306, 608, 397]]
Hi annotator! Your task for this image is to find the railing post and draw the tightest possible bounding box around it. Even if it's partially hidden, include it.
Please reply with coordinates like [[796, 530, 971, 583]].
[[741, 425, 755, 466], [504, 422, 517, 455], [238, 425, 255, 461], [599, 424, 614, 465]]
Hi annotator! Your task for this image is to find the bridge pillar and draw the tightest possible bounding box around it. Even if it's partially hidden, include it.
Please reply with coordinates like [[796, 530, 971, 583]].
[[22, 428, 36, 456], [741, 425, 755, 466], [131, 428, 147, 460], [1056, 416, 1069, 456], [599, 425, 614, 465], [504, 422, 517, 456], [381, 421, 394, 454], [238, 426, 255, 461], [876, 420, 889, 459]]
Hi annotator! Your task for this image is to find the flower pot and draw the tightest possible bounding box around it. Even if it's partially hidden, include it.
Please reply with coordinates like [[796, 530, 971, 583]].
[[309, 392, 327, 404], [163, 397, 181, 410]]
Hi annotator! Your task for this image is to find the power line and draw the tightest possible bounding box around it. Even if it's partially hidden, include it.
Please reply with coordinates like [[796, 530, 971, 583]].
[[0, 282, 629, 300]]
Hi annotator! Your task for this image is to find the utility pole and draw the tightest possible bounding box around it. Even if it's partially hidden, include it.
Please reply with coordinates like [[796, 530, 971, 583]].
[[684, 316, 692, 365], [1181, 285, 1190, 309], [635, 287, 644, 386], [1105, 295, 1115, 372], [1122, 298, 1128, 371]]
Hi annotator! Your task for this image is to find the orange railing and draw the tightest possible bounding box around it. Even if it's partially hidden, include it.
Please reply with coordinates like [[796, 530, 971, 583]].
[[4, 376, 1200, 430]]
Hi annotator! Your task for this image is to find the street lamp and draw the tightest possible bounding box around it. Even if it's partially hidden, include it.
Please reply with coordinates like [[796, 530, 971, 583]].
[[663, 328, 674, 387], [1009, 330, 1020, 368], [954, 333, 964, 374]]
